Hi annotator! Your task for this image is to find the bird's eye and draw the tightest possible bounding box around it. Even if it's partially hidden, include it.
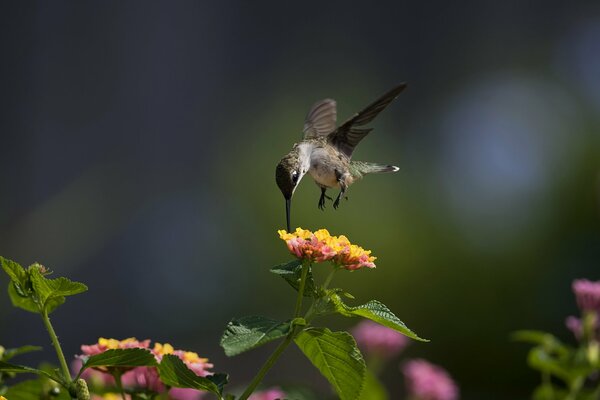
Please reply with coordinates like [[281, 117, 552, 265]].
[[291, 171, 299, 184]]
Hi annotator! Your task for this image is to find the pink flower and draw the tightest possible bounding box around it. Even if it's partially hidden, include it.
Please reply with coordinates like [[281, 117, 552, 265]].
[[351, 321, 409, 359], [248, 387, 287, 400], [566, 314, 600, 341], [572, 279, 600, 313], [402, 359, 459, 400], [566, 316, 583, 340]]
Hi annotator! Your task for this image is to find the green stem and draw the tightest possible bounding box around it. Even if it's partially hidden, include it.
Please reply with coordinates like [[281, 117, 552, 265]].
[[322, 267, 338, 290], [40, 310, 71, 386], [112, 370, 127, 400], [239, 261, 312, 400], [565, 376, 584, 400], [591, 381, 600, 399], [238, 333, 295, 400], [293, 262, 310, 317]]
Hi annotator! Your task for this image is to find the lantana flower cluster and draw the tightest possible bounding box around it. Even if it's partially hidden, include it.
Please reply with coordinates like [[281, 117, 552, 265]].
[[77, 337, 213, 400], [565, 279, 600, 341], [278, 228, 376, 270]]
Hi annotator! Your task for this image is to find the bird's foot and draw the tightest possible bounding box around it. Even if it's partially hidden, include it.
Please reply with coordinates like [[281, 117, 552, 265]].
[[333, 195, 341, 209], [318, 191, 333, 210]]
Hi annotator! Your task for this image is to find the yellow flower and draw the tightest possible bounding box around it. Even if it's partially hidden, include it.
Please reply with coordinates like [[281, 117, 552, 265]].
[[152, 342, 174, 356]]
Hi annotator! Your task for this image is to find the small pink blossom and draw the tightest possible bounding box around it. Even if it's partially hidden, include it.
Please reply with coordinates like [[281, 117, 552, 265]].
[[566, 316, 583, 340], [248, 387, 287, 400], [351, 321, 409, 359], [572, 279, 600, 313], [403, 359, 459, 400]]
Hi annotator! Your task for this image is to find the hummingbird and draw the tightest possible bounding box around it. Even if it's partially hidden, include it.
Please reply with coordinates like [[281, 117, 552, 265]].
[[275, 83, 407, 232]]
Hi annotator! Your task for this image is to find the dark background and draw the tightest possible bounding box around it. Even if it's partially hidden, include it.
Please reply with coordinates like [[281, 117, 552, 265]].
[[1, 1, 600, 398]]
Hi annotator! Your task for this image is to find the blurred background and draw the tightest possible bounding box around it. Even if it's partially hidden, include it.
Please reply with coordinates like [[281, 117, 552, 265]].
[[1, 1, 600, 398]]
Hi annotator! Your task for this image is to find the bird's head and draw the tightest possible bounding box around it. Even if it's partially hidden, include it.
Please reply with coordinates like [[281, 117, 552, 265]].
[[275, 148, 308, 232]]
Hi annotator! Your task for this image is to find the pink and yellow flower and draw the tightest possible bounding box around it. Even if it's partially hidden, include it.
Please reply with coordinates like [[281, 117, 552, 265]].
[[278, 228, 376, 270], [77, 338, 213, 400], [80, 337, 151, 357]]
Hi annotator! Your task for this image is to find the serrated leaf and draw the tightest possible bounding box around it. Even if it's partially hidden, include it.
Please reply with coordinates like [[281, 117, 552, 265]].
[[29, 267, 87, 313], [158, 354, 226, 399], [79, 348, 157, 375], [294, 327, 366, 400], [7, 283, 40, 313], [270, 260, 317, 297], [327, 293, 427, 342], [0, 256, 27, 286], [220, 316, 293, 356], [2, 345, 43, 361], [357, 370, 388, 400]]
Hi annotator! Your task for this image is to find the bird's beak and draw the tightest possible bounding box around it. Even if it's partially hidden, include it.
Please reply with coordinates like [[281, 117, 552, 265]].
[[285, 197, 292, 233]]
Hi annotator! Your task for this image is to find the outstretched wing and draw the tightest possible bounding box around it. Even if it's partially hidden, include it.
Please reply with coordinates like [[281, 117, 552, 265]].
[[303, 99, 337, 138], [328, 83, 407, 157]]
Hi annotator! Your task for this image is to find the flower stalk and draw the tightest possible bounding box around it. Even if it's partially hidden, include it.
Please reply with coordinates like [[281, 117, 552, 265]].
[[239, 261, 313, 400], [40, 310, 72, 387]]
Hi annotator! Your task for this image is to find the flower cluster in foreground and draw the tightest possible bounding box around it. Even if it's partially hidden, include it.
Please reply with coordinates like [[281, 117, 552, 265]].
[[403, 359, 459, 400], [278, 228, 376, 270], [78, 338, 213, 400]]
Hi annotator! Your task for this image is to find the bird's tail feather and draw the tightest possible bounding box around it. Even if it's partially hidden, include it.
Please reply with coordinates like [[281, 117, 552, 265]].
[[351, 161, 399, 175]]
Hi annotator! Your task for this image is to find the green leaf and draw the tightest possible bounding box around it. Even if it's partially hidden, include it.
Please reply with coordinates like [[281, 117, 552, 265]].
[[0, 256, 28, 286], [220, 316, 295, 356], [270, 260, 317, 297], [8, 282, 42, 313], [79, 348, 157, 376], [1, 345, 42, 361], [357, 370, 388, 400], [527, 347, 572, 383], [29, 267, 87, 313], [158, 354, 227, 399], [3, 377, 69, 400], [0, 361, 56, 382], [326, 293, 427, 342], [512, 330, 568, 355], [294, 327, 366, 400]]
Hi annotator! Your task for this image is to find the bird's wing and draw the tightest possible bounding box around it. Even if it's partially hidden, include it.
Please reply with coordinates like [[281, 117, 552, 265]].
[[328, 83, 407, 157], [303, 99, 337, 138]]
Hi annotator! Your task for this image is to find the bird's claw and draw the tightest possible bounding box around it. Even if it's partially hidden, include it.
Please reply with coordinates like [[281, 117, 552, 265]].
[[333, 196, 341, 209], [318, 190, 334, 211]]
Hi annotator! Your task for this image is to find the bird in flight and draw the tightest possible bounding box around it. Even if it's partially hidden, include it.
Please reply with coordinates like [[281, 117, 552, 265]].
[[276, 83, 406, 232]]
